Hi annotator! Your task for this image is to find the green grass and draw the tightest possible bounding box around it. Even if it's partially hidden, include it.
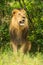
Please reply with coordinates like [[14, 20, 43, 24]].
[[0, 49, 43, 65]]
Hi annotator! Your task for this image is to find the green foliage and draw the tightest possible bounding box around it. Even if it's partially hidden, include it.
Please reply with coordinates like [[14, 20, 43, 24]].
[[0, 22, 10, 48], [0, 0, 43, 52]]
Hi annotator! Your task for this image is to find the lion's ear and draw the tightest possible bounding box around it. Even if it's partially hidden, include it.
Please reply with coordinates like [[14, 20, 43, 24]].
[[12, 9, 16, 15], [12, 11, 15, 14], [12, 9, 19, 16], [21, 9, 26, 13]]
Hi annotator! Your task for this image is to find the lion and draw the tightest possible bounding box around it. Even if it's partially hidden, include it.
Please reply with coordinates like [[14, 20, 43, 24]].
[[9, 9, 31, 53]]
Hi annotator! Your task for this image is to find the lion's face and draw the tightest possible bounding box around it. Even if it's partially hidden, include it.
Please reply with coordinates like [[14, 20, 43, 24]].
[[12, 9, 28, 28]]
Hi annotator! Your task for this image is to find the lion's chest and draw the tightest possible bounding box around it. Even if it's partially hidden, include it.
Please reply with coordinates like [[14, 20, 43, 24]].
[[14, 29, 26, 44]]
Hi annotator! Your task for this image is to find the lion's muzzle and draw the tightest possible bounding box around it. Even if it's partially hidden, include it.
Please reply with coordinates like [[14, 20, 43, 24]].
[[19, 19, 25, 26]]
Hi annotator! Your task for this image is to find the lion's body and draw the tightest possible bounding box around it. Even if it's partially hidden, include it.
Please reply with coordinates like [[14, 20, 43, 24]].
[[9, 9, 31, 53]]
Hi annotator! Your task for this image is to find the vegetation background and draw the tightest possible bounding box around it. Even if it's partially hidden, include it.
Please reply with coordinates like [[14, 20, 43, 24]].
[[0, 0, 43, 65]]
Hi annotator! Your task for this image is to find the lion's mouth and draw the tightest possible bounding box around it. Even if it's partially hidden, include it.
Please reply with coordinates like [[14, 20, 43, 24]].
[[19, 20, 25, 26], [20, 23, 24, 26]]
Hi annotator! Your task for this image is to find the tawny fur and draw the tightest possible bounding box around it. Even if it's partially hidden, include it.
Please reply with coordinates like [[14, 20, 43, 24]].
[[9, 9, 31, 53]]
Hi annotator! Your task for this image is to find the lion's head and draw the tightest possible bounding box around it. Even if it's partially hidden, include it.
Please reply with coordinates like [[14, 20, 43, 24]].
[[11, 9, 29, 30]]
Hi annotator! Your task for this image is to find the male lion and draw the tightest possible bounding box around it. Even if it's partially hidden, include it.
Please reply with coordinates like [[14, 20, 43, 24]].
[[9, 9, 31, 53]]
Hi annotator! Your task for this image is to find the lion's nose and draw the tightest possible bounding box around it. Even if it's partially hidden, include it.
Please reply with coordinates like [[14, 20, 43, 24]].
[[22, 20, 25, 22], [19, 21, 22, 23], [19, 20, 25, 26], [19, 20, 25, 24]]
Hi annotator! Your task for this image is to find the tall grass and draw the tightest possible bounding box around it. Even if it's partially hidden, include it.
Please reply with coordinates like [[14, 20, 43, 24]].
[[0, 49, 43, 65]]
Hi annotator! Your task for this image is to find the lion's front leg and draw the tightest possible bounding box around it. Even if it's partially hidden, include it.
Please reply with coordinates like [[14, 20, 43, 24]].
[[10, 41, 17, 53], [26, 41, 31, 52], [19, 42, 26, 53], [19, 41, 31, 53]]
